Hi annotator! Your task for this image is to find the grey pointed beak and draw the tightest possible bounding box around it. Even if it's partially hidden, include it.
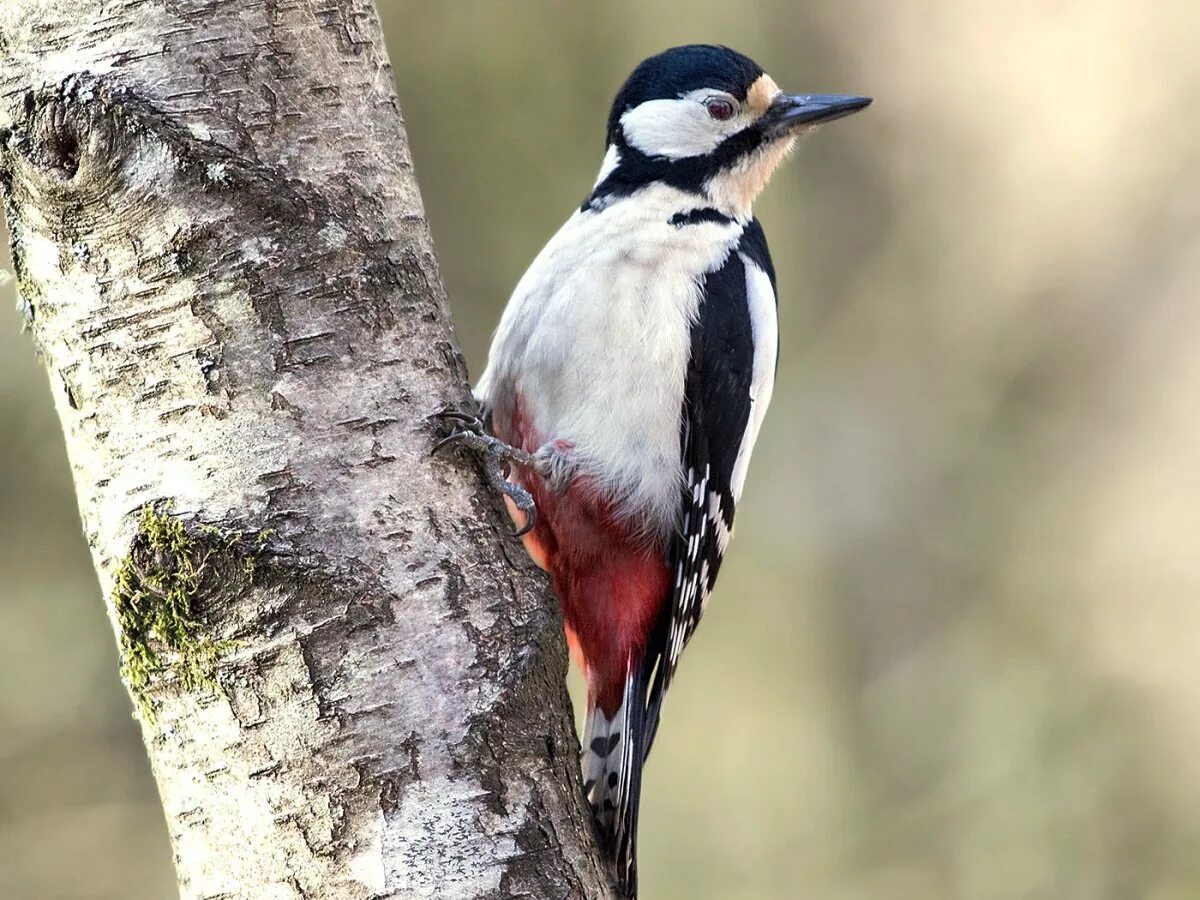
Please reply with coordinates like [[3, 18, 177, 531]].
[[762, 93, 872, 137]]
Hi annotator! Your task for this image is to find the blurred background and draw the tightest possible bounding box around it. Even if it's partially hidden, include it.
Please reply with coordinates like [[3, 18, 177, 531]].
[[4, 1, 1200, 897]]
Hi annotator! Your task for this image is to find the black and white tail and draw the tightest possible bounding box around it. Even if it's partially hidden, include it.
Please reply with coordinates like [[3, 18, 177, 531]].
[[581, 654, 663, 897]]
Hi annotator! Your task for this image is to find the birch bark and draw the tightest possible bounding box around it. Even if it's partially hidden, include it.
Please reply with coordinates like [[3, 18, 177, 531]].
[[0, 1, 614, 897]]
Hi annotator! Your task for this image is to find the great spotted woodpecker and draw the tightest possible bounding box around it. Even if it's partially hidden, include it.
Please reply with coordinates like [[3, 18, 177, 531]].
[[433, 44, 869, 896]]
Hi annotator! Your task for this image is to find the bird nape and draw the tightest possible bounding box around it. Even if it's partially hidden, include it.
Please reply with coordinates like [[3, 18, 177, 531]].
[[433, 43, 870, 898]]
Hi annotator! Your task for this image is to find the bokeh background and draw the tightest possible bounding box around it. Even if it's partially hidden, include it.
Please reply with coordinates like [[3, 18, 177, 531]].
[[4, 2, 1200, 897]]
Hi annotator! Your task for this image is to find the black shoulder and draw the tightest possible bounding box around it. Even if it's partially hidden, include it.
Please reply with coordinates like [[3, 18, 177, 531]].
[[689, 248, 755, 514]]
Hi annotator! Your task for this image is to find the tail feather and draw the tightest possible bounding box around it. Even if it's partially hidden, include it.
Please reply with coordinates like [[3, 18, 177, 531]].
[[582, 656, 658, 897], [582, 702, 623, 832]]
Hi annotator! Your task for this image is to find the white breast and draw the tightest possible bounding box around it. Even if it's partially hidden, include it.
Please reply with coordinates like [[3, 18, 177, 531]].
[[475, 185, 743, 535]]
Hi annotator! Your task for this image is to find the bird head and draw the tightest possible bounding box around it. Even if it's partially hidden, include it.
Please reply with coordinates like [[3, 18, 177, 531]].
[[590, 45, 871, 218]]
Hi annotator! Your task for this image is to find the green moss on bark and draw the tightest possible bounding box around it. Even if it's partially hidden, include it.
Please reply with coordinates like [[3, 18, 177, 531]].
[[113, 504, 263, 722]]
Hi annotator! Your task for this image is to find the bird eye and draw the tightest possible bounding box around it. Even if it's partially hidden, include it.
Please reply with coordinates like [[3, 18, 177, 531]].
[[705, 98, 736, 121]]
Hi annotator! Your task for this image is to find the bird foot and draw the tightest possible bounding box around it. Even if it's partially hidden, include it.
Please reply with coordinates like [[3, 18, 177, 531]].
[[429, 408, 542, 537]]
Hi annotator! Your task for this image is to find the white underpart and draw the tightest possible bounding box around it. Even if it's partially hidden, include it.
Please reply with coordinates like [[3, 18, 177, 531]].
[[729, 253, 778, 501], [475, 183, 743, 535], [620, 89, 751, 160]]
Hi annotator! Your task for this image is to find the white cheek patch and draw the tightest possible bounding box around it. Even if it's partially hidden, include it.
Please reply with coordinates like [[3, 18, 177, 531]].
[[620, 90, 747, 160]]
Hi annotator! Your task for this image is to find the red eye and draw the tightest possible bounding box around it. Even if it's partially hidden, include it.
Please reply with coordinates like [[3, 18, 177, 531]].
[[706, 98, 736, 121]]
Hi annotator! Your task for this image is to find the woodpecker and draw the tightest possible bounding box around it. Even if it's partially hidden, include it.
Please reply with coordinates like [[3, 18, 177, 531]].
[[432, 44, 869, 896]]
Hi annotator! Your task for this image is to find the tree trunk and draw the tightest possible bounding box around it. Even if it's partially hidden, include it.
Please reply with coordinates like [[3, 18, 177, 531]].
[[0, 2, 615, 897]]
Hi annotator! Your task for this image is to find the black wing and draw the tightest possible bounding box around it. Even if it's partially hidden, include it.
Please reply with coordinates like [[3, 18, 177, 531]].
[[644, 218, 777, 753]]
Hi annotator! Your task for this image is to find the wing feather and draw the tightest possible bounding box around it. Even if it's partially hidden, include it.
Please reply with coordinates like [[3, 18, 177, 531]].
[[640, 219, 778, 758]]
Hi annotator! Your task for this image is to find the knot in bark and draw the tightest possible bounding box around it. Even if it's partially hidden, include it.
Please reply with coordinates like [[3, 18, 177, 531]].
[[5, 76, 130, 203]]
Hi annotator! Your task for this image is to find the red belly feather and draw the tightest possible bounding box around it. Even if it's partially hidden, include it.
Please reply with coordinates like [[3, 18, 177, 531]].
[[495, 397, 669, 716]]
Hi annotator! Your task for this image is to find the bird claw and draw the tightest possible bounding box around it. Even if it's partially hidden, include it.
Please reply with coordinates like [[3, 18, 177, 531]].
[[429, 406, 539, 536], [428, 409, 485, 455], [429, 429, 475, 456], [427, 408, 484, 431], [500, 480, 538, 537]]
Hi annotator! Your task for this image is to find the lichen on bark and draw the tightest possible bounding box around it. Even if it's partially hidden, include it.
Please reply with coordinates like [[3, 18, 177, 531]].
[[113, 503, 266, 722]]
